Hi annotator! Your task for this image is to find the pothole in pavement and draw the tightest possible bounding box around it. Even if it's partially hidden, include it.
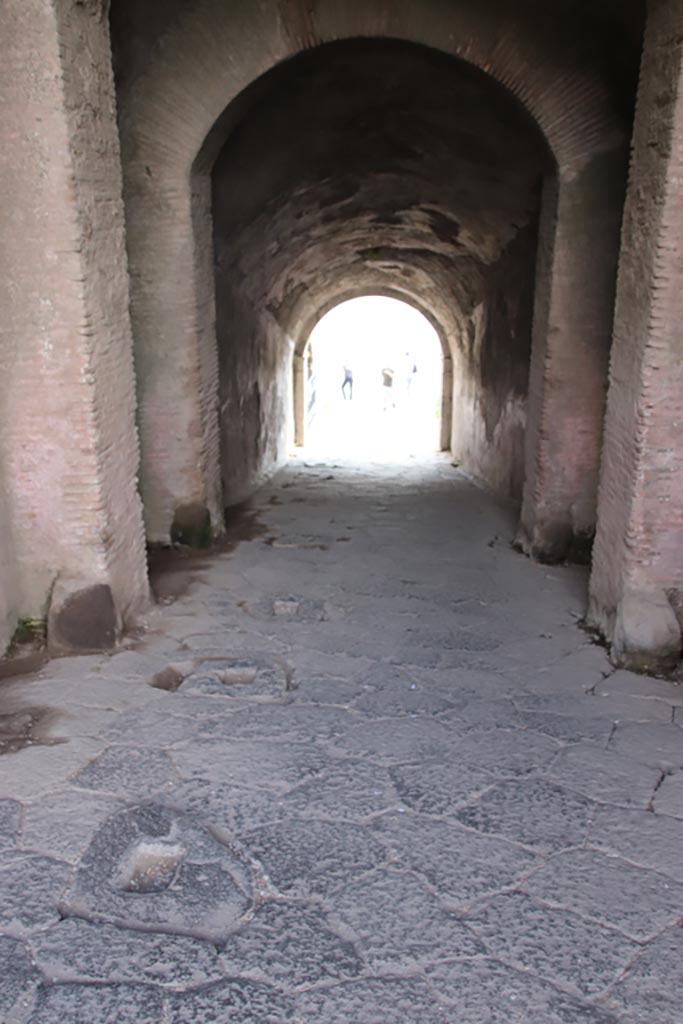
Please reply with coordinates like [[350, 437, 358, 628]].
[[149, 655, 294, 698]]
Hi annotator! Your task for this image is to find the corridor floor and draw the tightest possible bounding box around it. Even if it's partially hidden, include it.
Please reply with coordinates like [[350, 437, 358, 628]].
[[2, 457, 683, 1023]]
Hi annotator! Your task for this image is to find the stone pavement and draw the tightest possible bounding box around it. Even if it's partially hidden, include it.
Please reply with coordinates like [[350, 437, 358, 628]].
[[1, 456, 683, 1023]]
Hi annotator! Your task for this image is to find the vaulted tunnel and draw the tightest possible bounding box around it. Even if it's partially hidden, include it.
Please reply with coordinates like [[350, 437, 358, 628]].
[[207, 39, 550, 505]]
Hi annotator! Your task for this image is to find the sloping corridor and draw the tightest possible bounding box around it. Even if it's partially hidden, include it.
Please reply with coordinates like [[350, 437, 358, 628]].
[[2, 457, 683, 1022]]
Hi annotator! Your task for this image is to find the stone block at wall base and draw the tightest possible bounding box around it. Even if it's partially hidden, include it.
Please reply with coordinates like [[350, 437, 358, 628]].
[[611, 588, 682, 675], [170, 503, 213, 548], [47, 580, 118, 656], [514, 518, 593, 566]]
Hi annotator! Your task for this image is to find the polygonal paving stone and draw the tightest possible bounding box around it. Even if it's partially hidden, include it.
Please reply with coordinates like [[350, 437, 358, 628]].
[[64, 804, 251, 943], [330, 866, 483, 968], [0, 935, 40, 1019], [220, 901, 362, 988], [32, 918, 224, 990], [523, 849, 683, 940], [390, 761, 496, 816], [27, 982, 165, 1023], [456, 779, 596, 852], [517, 711, 614, 744], [243, 818, 385, 896], [543, 742, 661, 809], [610, 722, 683, 771], [285, 760, 398, 821], [0, 855, 72, 935], [352, 682, 456, 717], [426, 959, 621, 1023], [653, 771, 683, 819], [171, 740, 328, 793], [587, 805, 683, 883], [178, 656, 288, 700], [102, 705, 199, 747], [168, 978, 295, 1022], [197, 703, 356, 743], [0, 798, 21, 850], [296, 976, 449, 1024], [611, 925, 683, 1023], [70, 746, 180, 800], [449, 727, 560, 777], [467, 892, 639, 996], [372, 812, 536, 907], [338, 716, 460, 763], [21, 790, 123, 863], [289, 675, 363, 705]]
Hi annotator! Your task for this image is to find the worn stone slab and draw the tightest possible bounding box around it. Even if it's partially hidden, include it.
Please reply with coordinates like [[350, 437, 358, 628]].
[[588, 805, 683, 883], [332, 715, 461, 763], [31, 917, 224, 990], [610, 925, 683, 1024], [170, 740, 328, 793], [330, 866, 483, 968], [285, 761, 398, 820], [243, 818, 385, 896], [27, 982, 165, 1023], [543, 742, 661, 809], [21, 790, 123, 863], [449, 727, 560, 777], [64, 805, 251, 943], [524, 849, 683, 939], [0, 855, 72, 935], [220, 901, 362, 988], [456, 779, 595, 852], [426, 959, 621, 1023], [296, 977, 449, 1024], [0, 798, 21, 851], [610, 722, 683, 770], [390, 761, 496, 815], [0, 935, 40, 1020], [69, 746, 180, 800], [167, 979, 296, 1022], [653, 770, 683, 818], [372, 811, 536, 907], [467, 892, 639, 996]]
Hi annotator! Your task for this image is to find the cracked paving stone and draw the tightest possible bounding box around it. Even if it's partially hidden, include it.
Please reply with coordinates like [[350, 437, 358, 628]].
[[284, 760, 398, 820], [243, 818, 385, 896], [352, 681, 456, 717], [466, 892, 639, 996], [587, 805, 683, 884], [517, 711, 614, 744], [426, 959, 621, 1023], [653, 771, 683, 818], [196, 702, 356, 743], [523, 849, 683, 940], [170, 740, 328, 793], [338, 716, 460, 763], [456, 779, 595, 852], [0, 798, 21, 850], [31, 918, 224, 990], [330, 866, 483, 968], [295, 977, 449, 1024], [0, 935, 40, 1019], [610, 722, 683, 771], [372, 811, 536, 907], [64, 805, 251, 943], [69, 746, 180, 800], [610, 925, 683, 1024], [219, 900, 362, 988], [26, 982, 165, 1023], [390, 760, 496, 815], [168, 978, 295, 1022], [543, 742, 662, 809], [0, 855, 72, 935], [21, 790, 123, 863], [102, 705, 200, 747], [449, 726, 560, 777]]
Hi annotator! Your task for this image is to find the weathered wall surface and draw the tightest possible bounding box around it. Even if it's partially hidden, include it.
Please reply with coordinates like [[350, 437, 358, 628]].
[[589, 0, 683, 670], [112, 0, 641, 547], [451, 224, 538, 501], [0, 0, 148, 651]]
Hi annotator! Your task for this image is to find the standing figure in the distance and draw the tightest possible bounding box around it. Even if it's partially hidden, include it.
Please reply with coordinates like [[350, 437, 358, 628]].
[[342, 363, 353, 400], [382, 366, 395, 410]]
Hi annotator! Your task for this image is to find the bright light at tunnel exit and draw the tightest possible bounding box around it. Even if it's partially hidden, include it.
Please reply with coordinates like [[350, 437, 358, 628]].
[[298, 296, 443, 459]]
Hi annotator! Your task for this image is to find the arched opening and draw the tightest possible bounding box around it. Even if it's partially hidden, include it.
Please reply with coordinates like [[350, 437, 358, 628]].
[[209, 37, 549, 507], [294, 296, 445, 459]]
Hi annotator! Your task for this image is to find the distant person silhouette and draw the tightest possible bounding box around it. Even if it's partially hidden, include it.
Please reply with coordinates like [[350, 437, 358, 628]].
[[382, 366, 395, 410], [342, 363, 353, 400]]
